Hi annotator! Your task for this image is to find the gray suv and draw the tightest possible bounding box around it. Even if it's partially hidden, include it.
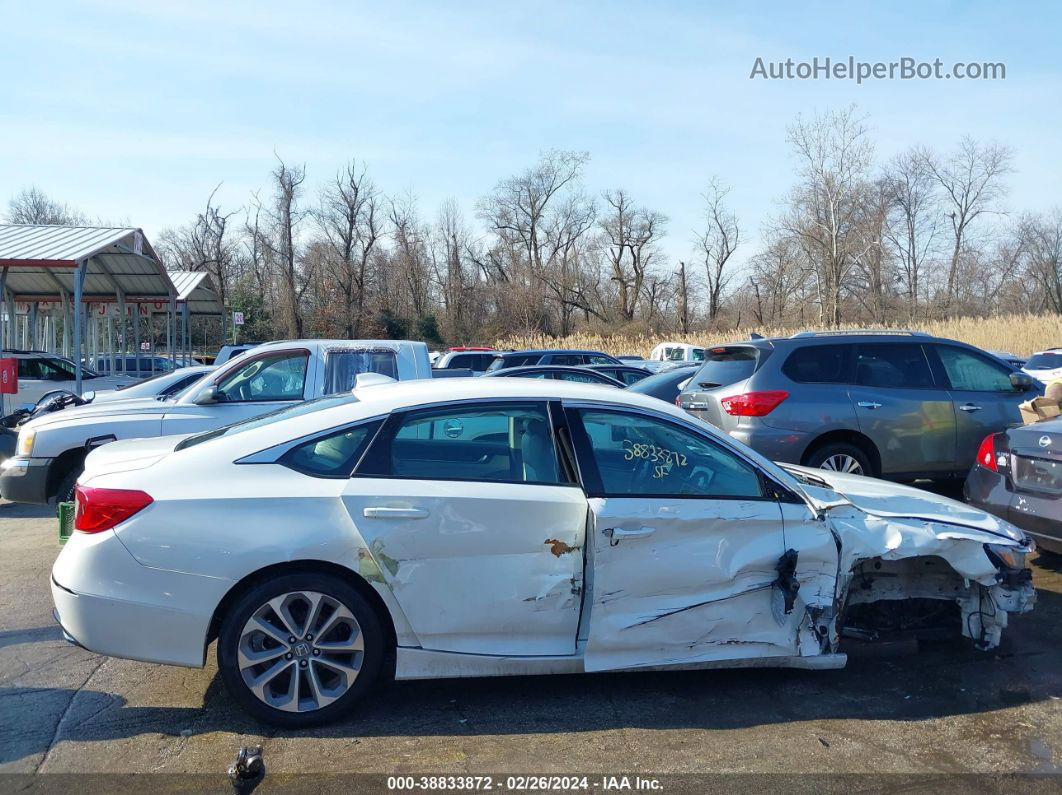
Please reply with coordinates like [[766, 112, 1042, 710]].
[[677, 331, 1038, 479]]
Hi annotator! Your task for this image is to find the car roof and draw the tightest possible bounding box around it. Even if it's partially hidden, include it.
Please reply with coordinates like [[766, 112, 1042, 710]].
[[498, 349, 608, 357], [195, 376, 692, 457]]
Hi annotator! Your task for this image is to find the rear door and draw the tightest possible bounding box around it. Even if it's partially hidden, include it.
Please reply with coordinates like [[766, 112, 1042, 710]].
[[849, 342, 955, 475], [928, 344, 1026, 471], [342, 400, 587, 656], [567, 405, 805, 671]]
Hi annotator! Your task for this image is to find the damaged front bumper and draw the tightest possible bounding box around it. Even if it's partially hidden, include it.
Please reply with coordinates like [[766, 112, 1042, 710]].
[[961, 567, 1036, 650]]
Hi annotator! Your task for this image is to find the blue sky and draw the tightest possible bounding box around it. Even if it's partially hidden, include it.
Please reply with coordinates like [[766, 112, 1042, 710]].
[[2, 0, 1059, 270]]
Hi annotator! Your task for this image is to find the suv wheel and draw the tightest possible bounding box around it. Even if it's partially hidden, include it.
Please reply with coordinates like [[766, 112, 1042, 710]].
[[217, 573, 384, 727], [806, 442, 873, 477]]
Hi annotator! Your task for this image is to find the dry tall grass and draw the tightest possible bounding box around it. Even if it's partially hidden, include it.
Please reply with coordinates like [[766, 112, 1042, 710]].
[[494, 313, 1062, 358]]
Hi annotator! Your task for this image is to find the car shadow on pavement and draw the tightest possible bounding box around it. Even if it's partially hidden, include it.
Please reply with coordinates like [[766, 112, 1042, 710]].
[[0, 501, 56, 520], [3, 586, 1060, 764]]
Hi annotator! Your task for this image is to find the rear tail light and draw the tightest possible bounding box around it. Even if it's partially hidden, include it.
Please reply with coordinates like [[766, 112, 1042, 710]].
[[720, 391, 789, 417], [675, 395, 683, 407], [975, 433, 1009, 472], [74, 485, 154, 533]]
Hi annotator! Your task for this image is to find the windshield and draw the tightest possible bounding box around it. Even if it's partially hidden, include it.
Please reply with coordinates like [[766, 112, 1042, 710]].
[[1025, 352, 1062, 370], [174, 394, 360, 451]]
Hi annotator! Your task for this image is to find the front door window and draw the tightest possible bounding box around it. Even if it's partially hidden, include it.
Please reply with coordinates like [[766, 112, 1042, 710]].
[[215, 351, 308, 403]]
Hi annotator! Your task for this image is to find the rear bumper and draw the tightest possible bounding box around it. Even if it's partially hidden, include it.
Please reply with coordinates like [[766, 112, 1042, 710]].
[[965, 465, 1062, 554], [0, 455, 52, 504], [51, 529, 231, 668]]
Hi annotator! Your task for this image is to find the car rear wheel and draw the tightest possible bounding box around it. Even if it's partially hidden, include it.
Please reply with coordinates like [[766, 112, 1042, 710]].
[[217, 573, 384, 727], [806, 442, 873, 477]]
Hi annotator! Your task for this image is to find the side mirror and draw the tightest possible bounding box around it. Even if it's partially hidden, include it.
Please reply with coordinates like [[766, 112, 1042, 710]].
[[193, 385, 219, 405], [1010, 372, 1036, 392]]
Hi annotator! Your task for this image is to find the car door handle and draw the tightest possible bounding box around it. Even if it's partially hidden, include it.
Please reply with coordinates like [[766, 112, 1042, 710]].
[[857, 401, 882, 409], [604, 526, 655, 540], [959, 404, 983, 412], [362, 507, 430, 519]]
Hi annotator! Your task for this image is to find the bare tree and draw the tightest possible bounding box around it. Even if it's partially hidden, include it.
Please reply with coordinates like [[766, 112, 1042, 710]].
[[883, 148, 940, 319], [921, 138, 1012, 311], [316, 160, 380, 337], [599, 189, 667, 322], [7, 187, 89, 225], [158, 184, 238, 340], [782, 105, 875, 326], [265, 157, 308, 337], [694, 178, 739, 321], [1024, 211, 1062, 312], [675, 260, 693, 334]]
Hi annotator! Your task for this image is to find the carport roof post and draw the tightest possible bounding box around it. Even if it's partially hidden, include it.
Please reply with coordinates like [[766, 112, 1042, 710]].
[[0, 224, 178, 395]]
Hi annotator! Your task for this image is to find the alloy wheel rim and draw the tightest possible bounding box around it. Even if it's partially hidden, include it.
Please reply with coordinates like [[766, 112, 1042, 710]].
[[237, 590, 364, 712], [820, 454, 864, 475]]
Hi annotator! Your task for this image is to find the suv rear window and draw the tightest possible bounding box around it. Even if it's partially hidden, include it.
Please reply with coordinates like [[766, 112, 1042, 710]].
[[782, 344, 850, 383], [689, 346, 761, 388]]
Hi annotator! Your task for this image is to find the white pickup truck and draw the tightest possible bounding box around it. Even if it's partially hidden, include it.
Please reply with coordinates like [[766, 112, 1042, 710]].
[[0, 339, 432, 504]]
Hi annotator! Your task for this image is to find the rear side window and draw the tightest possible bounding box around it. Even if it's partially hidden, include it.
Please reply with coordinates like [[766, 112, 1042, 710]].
[[323, 348, 399, 394], [855, 344, 935, 388], [492, 354, 539, 370], [690, 346, 760, 388], [782, 345, 850, 383], [550, 354, 583, 366], [586, 355, 614, 365], [282, 421, 380, 478], [365, 402, 563, 485]]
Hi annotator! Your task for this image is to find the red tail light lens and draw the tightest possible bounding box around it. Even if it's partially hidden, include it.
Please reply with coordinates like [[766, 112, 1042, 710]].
[[720, 391, 789, 417], [74, 486, 154, 533], [976, 434, 1001, 472]]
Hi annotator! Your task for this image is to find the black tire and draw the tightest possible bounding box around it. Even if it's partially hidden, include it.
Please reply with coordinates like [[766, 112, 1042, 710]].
[[53, 465, 82, 504], [217, 572, 384, 728], [805, 442, 875, 478]]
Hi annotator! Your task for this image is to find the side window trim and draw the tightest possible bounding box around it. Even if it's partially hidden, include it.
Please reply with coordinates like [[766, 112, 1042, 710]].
[[562, 403, 779, 501], [355, 399, 576, 487]]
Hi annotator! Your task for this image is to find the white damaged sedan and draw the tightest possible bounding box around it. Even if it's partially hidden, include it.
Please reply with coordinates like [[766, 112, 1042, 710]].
[[52, 378, 1036, 726]]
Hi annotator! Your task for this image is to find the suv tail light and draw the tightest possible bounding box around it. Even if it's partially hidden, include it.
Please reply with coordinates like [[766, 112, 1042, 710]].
[[74, 486, 154, 533], [720, 391, 789, 417], [975, 433, 1009, 473]]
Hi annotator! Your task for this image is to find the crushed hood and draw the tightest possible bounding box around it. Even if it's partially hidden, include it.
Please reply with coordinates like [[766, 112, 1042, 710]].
[[783, 464, 1025, 543]]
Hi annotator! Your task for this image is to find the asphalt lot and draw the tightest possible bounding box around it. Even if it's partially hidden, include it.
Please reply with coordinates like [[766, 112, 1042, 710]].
[[1, 493, 1060, 790]]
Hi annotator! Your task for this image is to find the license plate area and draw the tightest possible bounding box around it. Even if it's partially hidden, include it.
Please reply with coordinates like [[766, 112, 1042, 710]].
[[1013, 454, 1062, 497]]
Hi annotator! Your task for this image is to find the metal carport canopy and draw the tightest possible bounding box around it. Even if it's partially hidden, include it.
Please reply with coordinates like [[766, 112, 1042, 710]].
[[169, 271, 224, 315], [0, 224, 179, 396]]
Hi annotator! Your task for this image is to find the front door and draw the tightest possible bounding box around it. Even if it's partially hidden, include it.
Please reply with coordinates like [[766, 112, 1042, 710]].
[[566, 406, 805, 672], [929, 344, 1027, 471], [849, 342, 955, 475], [161, 348, 310, 435], [343, 400, 587, 656]]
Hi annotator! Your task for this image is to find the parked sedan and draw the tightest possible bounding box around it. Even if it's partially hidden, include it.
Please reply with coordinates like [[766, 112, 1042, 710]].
[[585, 364, 651, 385], [92, 366, 216, 403], [965, 420, 1062, 555], [484, 365, 624, 387], [624, 364, 698, 404], [54, 379, 1033, 727]]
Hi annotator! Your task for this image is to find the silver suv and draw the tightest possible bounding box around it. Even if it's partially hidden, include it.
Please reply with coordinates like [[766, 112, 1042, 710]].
[[678, 331, 1037, 479]]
